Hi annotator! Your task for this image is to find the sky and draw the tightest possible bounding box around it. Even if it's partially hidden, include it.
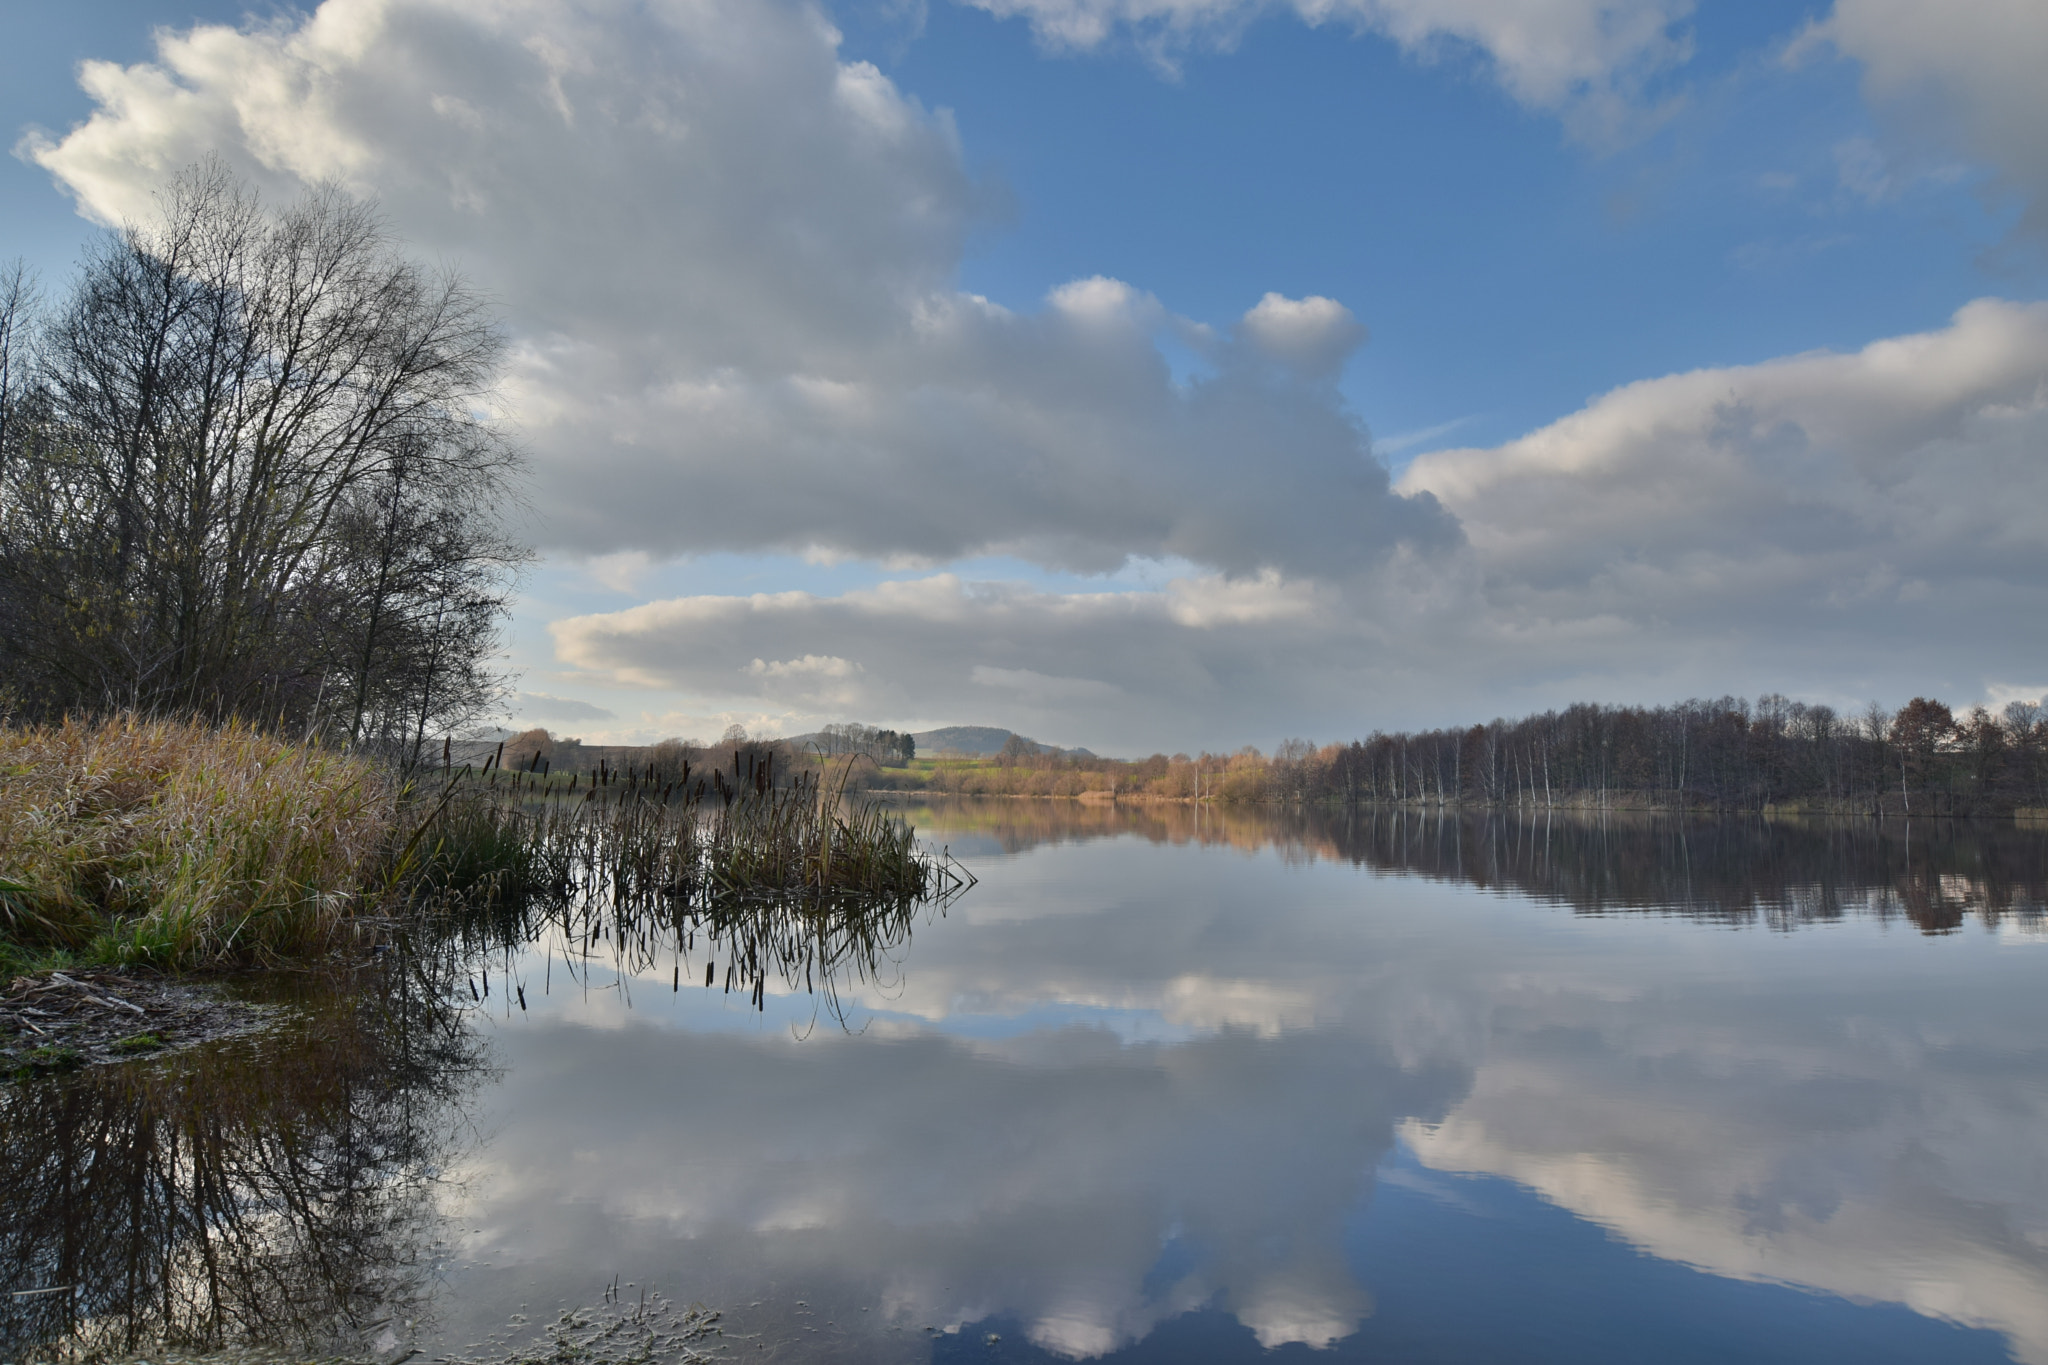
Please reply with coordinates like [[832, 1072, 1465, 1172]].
[[3, 0, 2045, 754]]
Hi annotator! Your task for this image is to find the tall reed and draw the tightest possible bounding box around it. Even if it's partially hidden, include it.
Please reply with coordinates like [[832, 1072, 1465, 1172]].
[[405, 752, 974, 1019], [407, 752, 964, 911]]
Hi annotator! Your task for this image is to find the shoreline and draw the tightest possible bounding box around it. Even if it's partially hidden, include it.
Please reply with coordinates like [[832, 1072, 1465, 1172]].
[[863, 788, 2048, 821]]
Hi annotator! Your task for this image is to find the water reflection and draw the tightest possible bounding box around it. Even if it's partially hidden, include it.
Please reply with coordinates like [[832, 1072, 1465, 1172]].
[[0, 970, 487, 1362], [886, 798, 2048, 932], [444, 855, 936, 1029], [436, 801, 2048, 1363], [8, 804, 2048, 1365]]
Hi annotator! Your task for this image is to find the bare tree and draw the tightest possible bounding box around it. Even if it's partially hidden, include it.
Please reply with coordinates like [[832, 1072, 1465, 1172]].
[[0, 260, 37, 485], [0, 163, 526, 736]]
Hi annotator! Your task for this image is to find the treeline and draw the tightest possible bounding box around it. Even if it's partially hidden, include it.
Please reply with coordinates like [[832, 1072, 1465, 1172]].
[[1291, 694, 2048, 815], [0, 164, 525, 762], [806, 722, 915, 765], [842, 692, 2048, 815]]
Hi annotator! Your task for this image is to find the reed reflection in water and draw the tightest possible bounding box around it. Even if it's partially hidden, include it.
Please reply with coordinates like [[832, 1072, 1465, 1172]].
[[433, 779, 971, 1025], [0, 970, 489, 1363]]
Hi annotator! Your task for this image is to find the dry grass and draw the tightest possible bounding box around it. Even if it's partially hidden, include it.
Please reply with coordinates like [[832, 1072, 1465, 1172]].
[[0, 719, 969, 975], [0, 715, 399, 967]]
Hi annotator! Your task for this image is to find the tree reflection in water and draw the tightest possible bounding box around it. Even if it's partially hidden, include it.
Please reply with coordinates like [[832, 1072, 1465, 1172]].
[[890, 798, 2048, 933], [0, 967, 489, 1363], [0, 824, 960, 1364]]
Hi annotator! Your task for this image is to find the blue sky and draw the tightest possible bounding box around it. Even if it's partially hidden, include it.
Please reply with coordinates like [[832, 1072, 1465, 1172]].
[[855, 0, 2018, 451], [6, 0, 2045, 752]]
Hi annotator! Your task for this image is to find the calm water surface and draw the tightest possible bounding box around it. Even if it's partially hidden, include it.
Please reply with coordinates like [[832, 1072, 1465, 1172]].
[[7, 805, 2048, 1364]]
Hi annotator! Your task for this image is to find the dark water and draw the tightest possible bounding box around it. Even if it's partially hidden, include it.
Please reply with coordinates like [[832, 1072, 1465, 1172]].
[[6, 806, 2048, 1364]]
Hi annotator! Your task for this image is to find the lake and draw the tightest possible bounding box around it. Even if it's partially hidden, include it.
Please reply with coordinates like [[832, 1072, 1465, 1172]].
[[6, 803, 2048, 1364]]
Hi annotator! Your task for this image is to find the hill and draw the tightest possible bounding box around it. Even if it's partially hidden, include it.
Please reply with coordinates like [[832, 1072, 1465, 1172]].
[[911, 726, 1015, 755], [912, 726, 1096, 759]]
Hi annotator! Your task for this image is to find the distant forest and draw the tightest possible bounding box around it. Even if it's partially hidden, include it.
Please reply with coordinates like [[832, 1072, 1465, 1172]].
[[514, 692, 2048, 817], [911, 692, 2046, 815], [1285, 694, 2047, 816]]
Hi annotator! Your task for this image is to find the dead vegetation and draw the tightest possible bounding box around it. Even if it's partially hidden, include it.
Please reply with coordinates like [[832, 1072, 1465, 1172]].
[[1, 968, 277, 1079]]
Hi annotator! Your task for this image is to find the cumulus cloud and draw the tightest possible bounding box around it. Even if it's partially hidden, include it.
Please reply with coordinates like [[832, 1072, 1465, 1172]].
[[743, 652, 867, 708], [1398, 298, 2048, 706], [24, 0, 2046, 745], [1804, 0, 2048, 238], [959, 0, 1694, 140], [547, 289, 2048, 749], [1237, 292, 1365, 380], [551, 285, 2048, 744], [23, 0, 1445, 581]]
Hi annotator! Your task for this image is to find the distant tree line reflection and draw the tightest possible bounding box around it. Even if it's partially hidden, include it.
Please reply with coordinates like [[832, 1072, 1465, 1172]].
[[1322, 809, 2048, 933], [903, 799, 2048, 935]]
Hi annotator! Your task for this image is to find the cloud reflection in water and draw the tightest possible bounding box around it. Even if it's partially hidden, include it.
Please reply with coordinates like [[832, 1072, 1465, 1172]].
[[440, 806, 2048, 1360]]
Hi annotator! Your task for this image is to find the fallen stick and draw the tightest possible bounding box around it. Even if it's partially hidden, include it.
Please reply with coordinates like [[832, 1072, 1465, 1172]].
[[49, 971, 147, 1015]]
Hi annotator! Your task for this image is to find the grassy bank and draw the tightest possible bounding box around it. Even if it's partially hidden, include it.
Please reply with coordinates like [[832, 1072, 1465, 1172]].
[[0, 717, 963, 974], [0, 717, 400, 971]]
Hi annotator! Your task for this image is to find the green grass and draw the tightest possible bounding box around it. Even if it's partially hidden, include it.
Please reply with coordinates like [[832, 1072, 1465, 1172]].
[[10, 1045, 83, 1080]]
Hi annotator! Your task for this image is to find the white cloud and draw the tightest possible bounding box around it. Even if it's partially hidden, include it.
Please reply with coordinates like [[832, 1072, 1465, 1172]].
[[24, 0, 2047, 745], [744, 653, 868, 707], [1804, 0, 2048, 237], [957, 0, 1694, 141], [1983, 682, 2046, 714], [23, 0, 1446, 582], [552, 299, 2048, 748], [747, 654, 864, 680], [1398, 298, 2048, 705], [1164, 567, 1325, 627], [546, 285, 2048, 745], [581, 551, 657, 594], [1237, 292, 1365, 379]]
